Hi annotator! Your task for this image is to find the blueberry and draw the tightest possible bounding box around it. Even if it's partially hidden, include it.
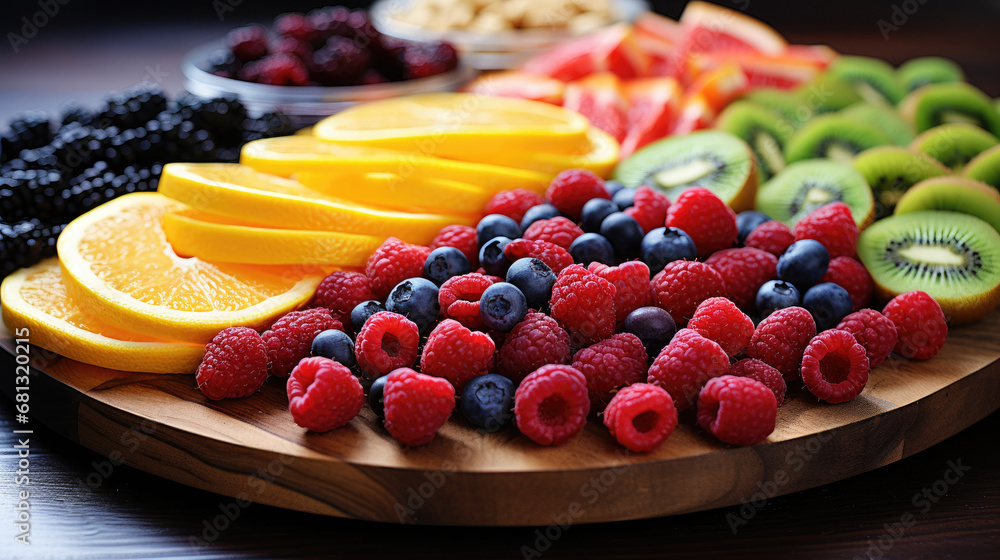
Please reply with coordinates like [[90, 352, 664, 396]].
[[424, 246, 471, 285], [386, 277, 440, 335], [368, 375, 387, 418], [612, 187, 636, 210], [477, 214, 520, 247], [755, 280, 801, 318], [478, 236, 512, 277], [736, 210, 771, 244], [350, 300, 384, 333], [520, 203, 560, 231], [581, 198, 618, 233], [776, 239, 830, 290], [506, 258, 555, 309], [311, 329, 356, 368], [460, 373, 515, 430], [604, 180, 627, 197], [623, 306, 676, 358], [640, 227, 697, 275], [600, 212, 644, 258], [569, 232, 615, 266], [479, 282, 527, 332], [803, 282, 853, 331]]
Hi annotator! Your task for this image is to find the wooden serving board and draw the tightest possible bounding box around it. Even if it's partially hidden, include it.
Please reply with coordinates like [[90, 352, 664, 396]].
[[2, 313, 999, 526]]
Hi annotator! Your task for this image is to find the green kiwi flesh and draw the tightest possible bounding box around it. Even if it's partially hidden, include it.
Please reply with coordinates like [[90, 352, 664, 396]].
[[963, 144, 1000, 189], [742, 88, 804, 128], [755, 158, 874, 227], [897, 57, 965, 92], [715, 101, 793, 182], [784, 114, 893, 163], [857, 210, 1000, 324], [827, 56, 905, 106], [894, 177, 1000, 232], [910, 123, 1000, 170], [612, 130, 757, 211], [851, 146, 949, 220], [900, 82, 1000, 136], [840, 103, 915, 146], [793, 74, 863, 116]]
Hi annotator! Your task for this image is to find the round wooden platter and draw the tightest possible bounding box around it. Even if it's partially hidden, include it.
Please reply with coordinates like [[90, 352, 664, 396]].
[[2, 312, 1000, 527]]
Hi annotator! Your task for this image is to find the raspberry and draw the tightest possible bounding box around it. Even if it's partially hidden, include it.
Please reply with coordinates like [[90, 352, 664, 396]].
[[420, 319, 496, 389], [836, 309, 898, 368], [588, 261, 653, 323], [745, 306, 817, 380], [365, 237, 432, 300], [274, 12, 316, 43], [800, 329, 870, 403], [504, 238, 574, 274], [571, 333, 648, 409], [430, 225, 479, 268], [310, 36, 371, 86], [287, 357, 363, 431], [196, 327, 268, 400], [730, 358, 786, 406], [498, 313, 572, 382], [523, 216, 585, 250], [226, 25, 269, 62], [402, 42, 459, 79], [545, 169, 611, 220], [688, 297, 754, 357], [882, 291, 947, 360], [514, 365, 590, 446], [744, 220, 794, 256], [383, 368, 456, 446], [354, 311, 420, 377], [624, 186, 670, 234], [268, 36, 313, 64], [241, 53, 310, 86], [820, 256, 873, 311], [438, 273, 496, 330], [704, 247, 778, 310], [262, 308, 343, 377], [549, 264, 617, 346], [485, 189, 545, 224], [311, 271, 375, 326], [647, 328, 730, 411], [603, 383, 678, 452], [697, 376, 777, 446], [650, 260, 726, 325], [665, 188, 738, 257], [794, 202, 859, 259]]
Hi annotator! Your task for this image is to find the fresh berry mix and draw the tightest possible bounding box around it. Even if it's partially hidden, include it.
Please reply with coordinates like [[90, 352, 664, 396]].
[[514, 365, 591, 446], [523, 216, 584, 250], [461, 373, 516, 430], [478, 236, 513, 277], [736, 210, 771, 244], [882, 291, 948, 360], [545, 169, 610, 220], [776, 239, 830, 290], [624, 186, 670, 234], [800, 329, 870, 404], [802, 282, 853, 331], [354, 311, 420, 378], [647, 328, 730, 411], [650, 260, 725, 325], [603, 383, 678, 452], [386, 277, 441, 335], [196, 327, 269, 400], [506, 258, 556, 308], [755, 279, 802, 317], [503, 238, 574, 274], [582, 198, 619, 233], [420, 319, 495, 389], [820, 256, 874, 311], [480, 282, 529, 332], [311, 328, 356, 369], [745, 306, 817, 380], [520, 203, 561, 231], [383, 368, 456, 446], [688, 297, 754, 357], [365, 237, 432, 300], [744, 219, 794, 257], [665, 187, 738, 257], [589, 260, 653, 323], [498, 313, 572, 382], [311, 271, 375, 326], [793, 202, 859, 259], [623, 306, 677, 357], [704, 247, 778, 310], [569, 232, 615, 266], [430, 224, 479, 268], [730, 358, 786, 406], [423, 246, 472, 286], [697, 375, 777, 446], [439, 273, 496, 330], [485, 189, 545, 224], [640, 227, 698, 275], [262, 307, 343, 377], [571, 333, 648, 409], [600, 212, 645, 258], [836, 309, 898, 368], [287, 357, 364, 432], [549, 264, 617, 346], [477, 214, 522, 247], [350, 300, 385, 333]]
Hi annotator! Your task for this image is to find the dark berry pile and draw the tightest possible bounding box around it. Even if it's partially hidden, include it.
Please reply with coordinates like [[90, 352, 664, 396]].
[[0, 85, 294, 276], [208, 6, 460, 87]]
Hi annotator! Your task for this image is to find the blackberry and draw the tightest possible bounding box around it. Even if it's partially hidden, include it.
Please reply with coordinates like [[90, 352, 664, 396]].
[[172, 94, 248, 145], [95, 84, 168, 131], [60, 104, 94, 127], [0, 219, 65, 276], [1, 111, 52, 163], [242, 111, 294, 142], [50, 122, 101, 174], [175, 122, 218, 161], [0, 169, 66, 224], [205, 48, 242, 78], [17, 145, 59, 169]]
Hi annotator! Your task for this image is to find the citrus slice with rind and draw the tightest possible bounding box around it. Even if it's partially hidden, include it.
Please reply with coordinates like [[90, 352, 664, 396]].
[[57, 193, 324, 344], [1, 258, 205, 374], [295, 172, 489, 215]]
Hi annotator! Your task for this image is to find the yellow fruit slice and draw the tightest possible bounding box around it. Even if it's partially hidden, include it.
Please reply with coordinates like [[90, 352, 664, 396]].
[[240, 135, 551, 193], [164, 208, 382, 266], [57, 193, 325, 344], [313, 93, 593, 155], [1, 258, 205, 374], [158, 163, 470, 244], [295, 172, 489, 215]]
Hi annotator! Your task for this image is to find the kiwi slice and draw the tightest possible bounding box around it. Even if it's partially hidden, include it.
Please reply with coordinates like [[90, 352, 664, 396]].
[[840, 103, 915, 145], [826, 56, 905, 106], [784, 114, 893, 163], [852, 146, 950, 220], [755, 159, 874, 228], [910, 123, 1000, 170], [715, 101, 793, 182], [857, 211, 1000, 324], [612, 130, 757, 211], [897, 57, 965, 92], [793, 74, 863, 116], [899, 82, 1000, 136], [894, 177, 1000, 232], [963, 144, 1000, 189], [742, 88, 804, 128]]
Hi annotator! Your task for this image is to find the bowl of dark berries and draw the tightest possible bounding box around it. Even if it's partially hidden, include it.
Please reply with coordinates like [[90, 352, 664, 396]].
[[183, 6, 476, 125]]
